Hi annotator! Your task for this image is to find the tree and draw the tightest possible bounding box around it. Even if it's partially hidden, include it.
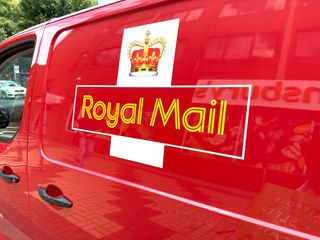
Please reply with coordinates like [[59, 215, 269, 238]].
[[0, 0, 20, 42], [0, 28, 6, 42], [19, 0, 96, 30]]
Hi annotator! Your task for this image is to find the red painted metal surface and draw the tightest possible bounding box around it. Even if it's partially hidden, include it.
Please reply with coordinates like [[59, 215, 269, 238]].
[[1, 0, 320, 239], [0, 27, 44, 239]]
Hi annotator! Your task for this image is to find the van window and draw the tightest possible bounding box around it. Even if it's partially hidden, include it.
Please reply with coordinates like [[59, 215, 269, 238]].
[[0, 47, 34, 141]]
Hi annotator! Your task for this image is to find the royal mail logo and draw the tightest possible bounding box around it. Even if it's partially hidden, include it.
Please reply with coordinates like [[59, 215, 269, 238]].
[[72, 85, 252, 165], [117, 19, 179, 87], [72, 20, 251, 168], [128, 31, 166, 77]]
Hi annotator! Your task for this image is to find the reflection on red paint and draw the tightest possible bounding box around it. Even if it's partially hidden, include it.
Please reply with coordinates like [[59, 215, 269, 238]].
[[0, 0, 320, 239]]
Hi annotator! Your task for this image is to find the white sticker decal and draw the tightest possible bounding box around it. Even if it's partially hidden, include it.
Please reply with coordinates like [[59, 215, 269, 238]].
[[111, 19, 180, 167], [117, 19, 180, 87]]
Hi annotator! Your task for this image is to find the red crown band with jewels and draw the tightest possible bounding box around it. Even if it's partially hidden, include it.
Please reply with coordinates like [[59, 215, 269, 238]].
[[128, 31, 166, 76]]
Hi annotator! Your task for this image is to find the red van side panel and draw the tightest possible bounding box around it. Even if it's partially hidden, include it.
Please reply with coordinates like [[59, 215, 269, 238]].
[[26, 0, 320, 239]]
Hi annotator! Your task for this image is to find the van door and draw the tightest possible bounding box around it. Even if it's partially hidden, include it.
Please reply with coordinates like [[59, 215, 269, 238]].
[[0, 40, 36, 239], [27, 0, 320, 239]]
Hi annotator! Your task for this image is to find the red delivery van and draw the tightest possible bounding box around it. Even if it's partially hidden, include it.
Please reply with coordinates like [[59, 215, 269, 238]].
[[0, 0, 320, 239]]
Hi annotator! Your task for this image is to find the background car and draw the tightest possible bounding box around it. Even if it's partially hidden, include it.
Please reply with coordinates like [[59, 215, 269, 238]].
[[0, 80, 26, 99]]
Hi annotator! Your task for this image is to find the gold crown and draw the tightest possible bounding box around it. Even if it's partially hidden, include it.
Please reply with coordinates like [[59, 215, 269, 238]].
[[128, 31, 166, 76]]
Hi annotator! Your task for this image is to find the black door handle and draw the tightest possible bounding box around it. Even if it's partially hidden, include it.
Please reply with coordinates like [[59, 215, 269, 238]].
[[0, 166, 19, 183], [38, 185, 73, 208]]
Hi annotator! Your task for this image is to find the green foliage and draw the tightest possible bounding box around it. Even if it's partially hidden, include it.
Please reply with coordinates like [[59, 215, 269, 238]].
[[0, 0, 20, 42], [0, 28, 7, 42], [19, 0, 96, 29], [0, 0, 96, 42]]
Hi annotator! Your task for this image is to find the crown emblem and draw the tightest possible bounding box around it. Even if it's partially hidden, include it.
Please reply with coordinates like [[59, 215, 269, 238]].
[[128, 31, 166, 76]]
